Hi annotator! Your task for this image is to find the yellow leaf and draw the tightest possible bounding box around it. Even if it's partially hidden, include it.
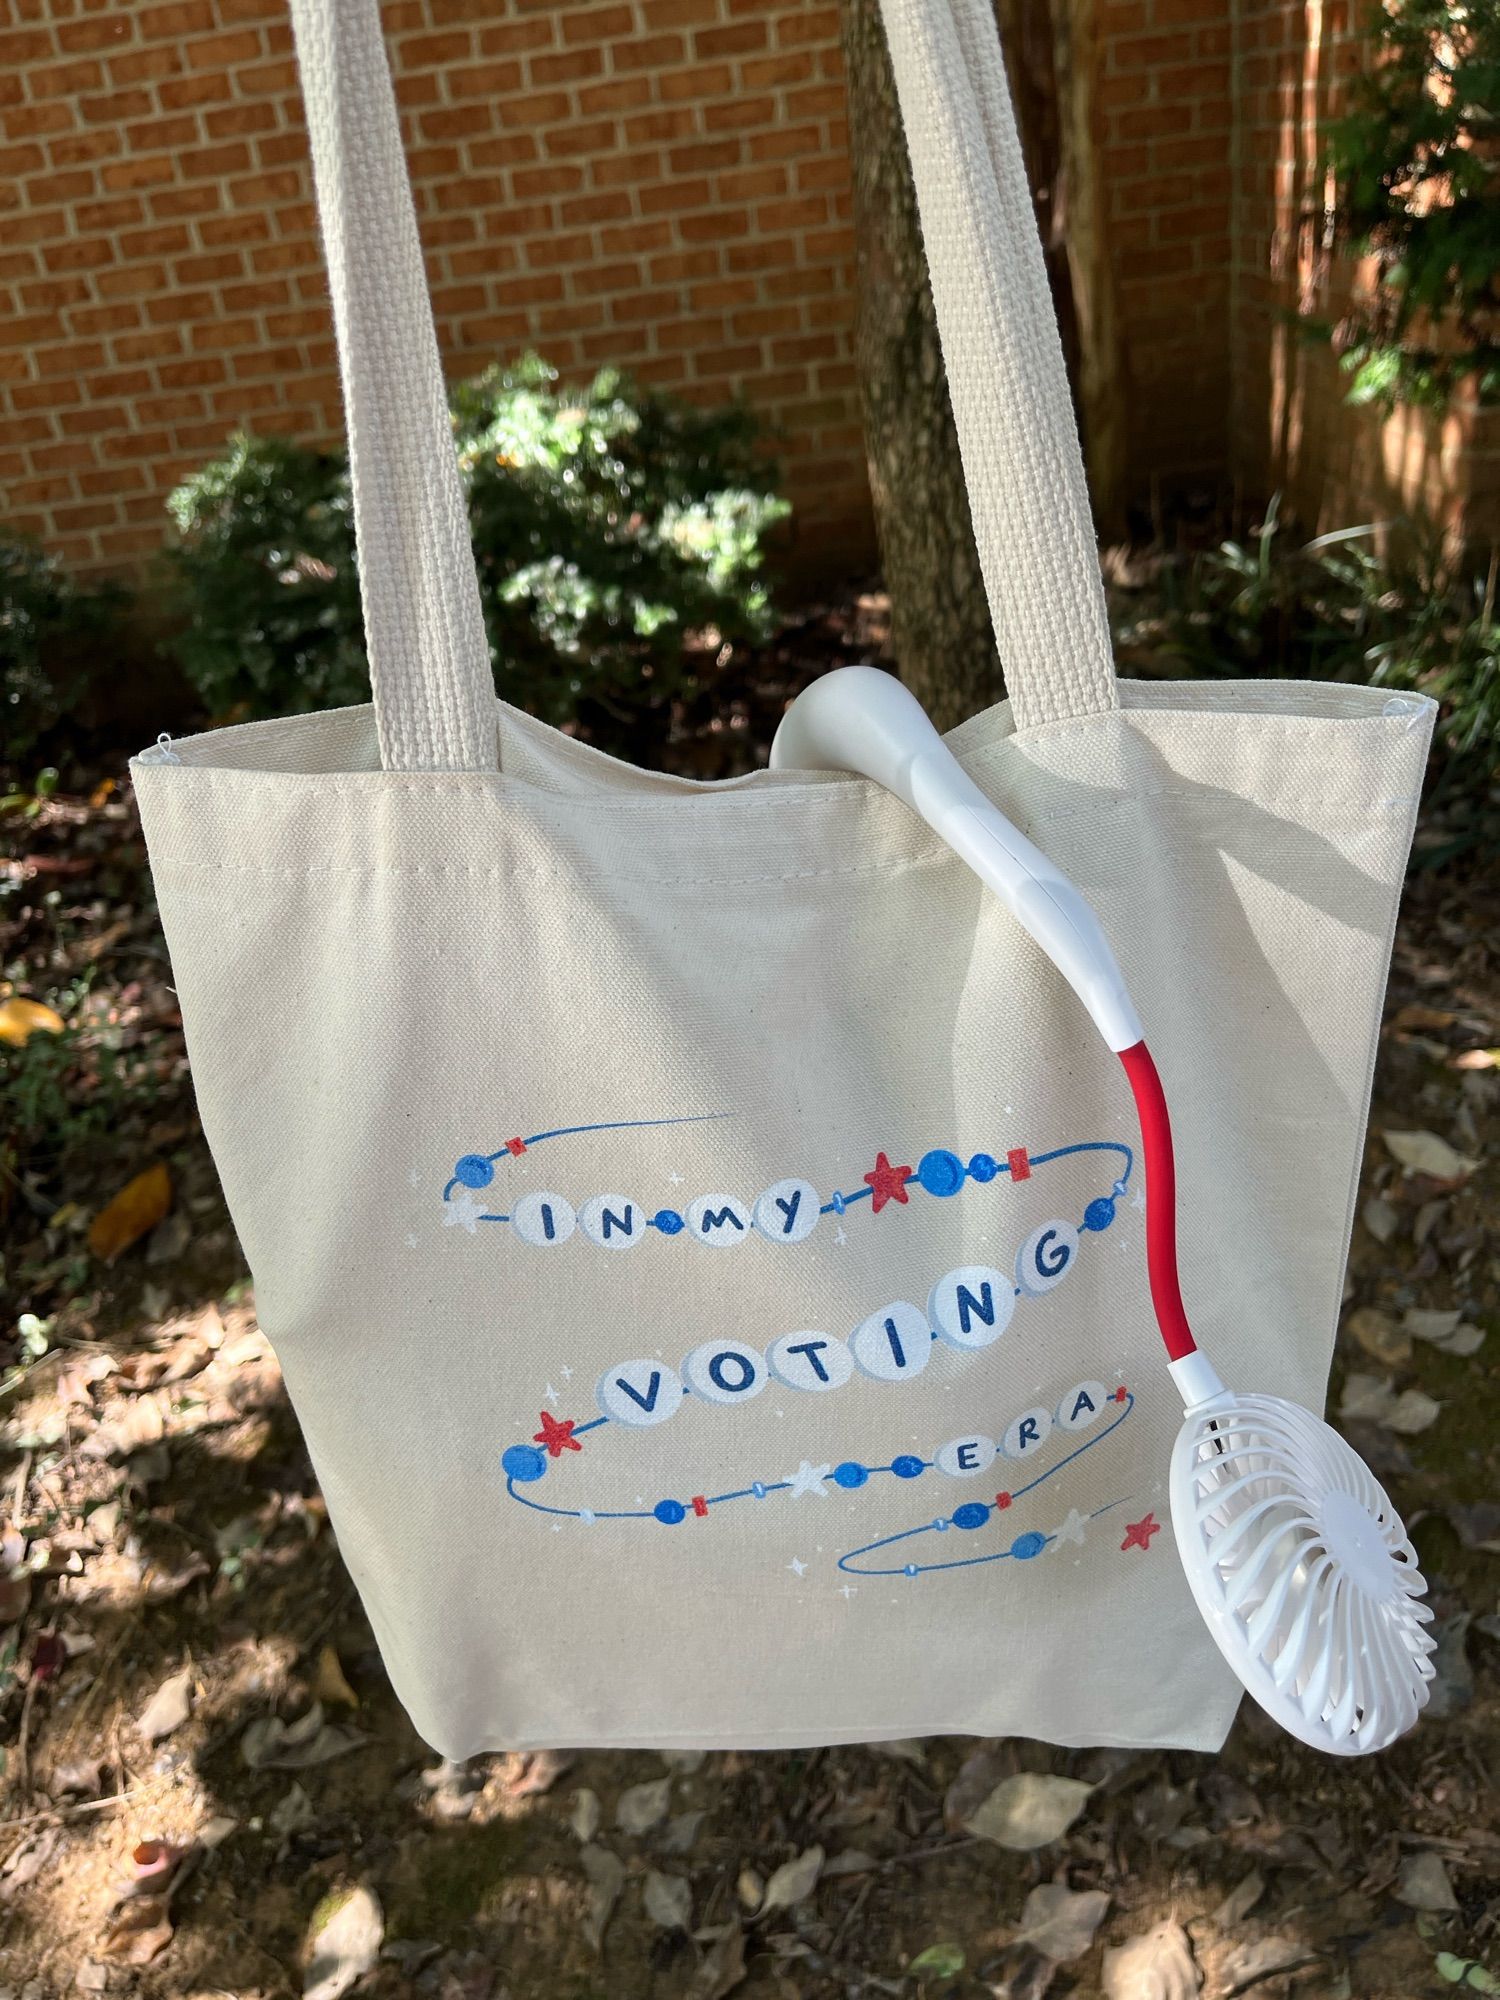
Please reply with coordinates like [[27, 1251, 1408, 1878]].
[[314, 1643, 360, 1710], [88, 1164, 172, 1263], [1453, 1048, 1500, 1072], [0, 997, 65, 1047]]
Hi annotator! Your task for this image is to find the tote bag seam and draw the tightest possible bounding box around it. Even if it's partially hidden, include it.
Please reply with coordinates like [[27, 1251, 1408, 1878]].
[[141, 782, 1428, 884], [140, 851, 958, 888], [1324, 804, 1426, 1369]]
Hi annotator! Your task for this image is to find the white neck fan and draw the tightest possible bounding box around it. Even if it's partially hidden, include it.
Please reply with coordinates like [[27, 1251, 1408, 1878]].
[[770, 667, 1436, 1756]]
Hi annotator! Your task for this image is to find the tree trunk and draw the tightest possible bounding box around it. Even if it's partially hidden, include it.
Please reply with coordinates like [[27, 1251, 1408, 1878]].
[[840, 0, 998, 731], [841, 0, 1125, 724]]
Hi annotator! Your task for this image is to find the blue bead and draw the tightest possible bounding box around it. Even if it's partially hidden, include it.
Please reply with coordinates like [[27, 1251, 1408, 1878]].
[[833, 1460, 867, 1489], [934, 1517, 950, 1532], [455, 1154, 494, 1189], [891, 1454, 925, 1480], [903, 1563, 919, 1577], [752, 1481, 767, 1499], [967, 1152, 998, 1183], [501, 1444, 546, 1483], [654, 1499, 686, 1525], [1012, 1530, 1047, 1561], [652, 1208, 685, 1235], [953, 1501, 990, 1530], [917, 1148, 965, 1197], [1084, 1197, 1116, 1232], [830, 1191, 847, 1215]]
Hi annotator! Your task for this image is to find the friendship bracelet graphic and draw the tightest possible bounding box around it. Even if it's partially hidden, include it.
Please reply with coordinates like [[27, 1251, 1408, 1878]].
[[497, 1160, 1145, 1577], [503, 1379, 1141, 1581], [442, 1112, 1135, 1250]]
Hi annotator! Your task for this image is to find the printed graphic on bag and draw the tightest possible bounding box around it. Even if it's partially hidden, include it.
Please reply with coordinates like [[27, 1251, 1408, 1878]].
[[442, 1112, 1154, 1587]]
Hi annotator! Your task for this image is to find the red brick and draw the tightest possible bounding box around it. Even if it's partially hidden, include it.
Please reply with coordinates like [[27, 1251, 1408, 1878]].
[[184, 30, 264, 72], [27, 57, 106, 100], [695, 21, 768, 57], [612, 34, 686, 73], [562, 5, 632, 41], [449, 59, 526, 98], [476, 17, 556, 56], [530, 47, 604, 87]]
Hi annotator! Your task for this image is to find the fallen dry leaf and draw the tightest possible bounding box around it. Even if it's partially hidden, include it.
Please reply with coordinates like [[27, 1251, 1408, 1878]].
[[0, 996, 64, 1046], [643, 1869, 692, 1930], [48, 1755, 107, 1800], [1217, 1937, 1320, 1997], [963, 1772, 1095, 1851], [579, 1844, 625, 1950], [1210, 1869, 1266, 1931], [1394, 1851, 1459, 1912], [569, 1788, 601, 1842], [303, 1883, 383, 2000], [1361, 1194, 1399, 1243], [100, 1895, 174, 1966], [1339, 1373, 1441, 1434], [0, 1568, 32, 1624], [1382, 1129, 1480, 1182], [1448, 1502, 1500, 1552], [88, 1163, 172, 1263], [313, 1643, 360, 1711], [694, 1923, 748, 2000], [505, 1746, 570, 1796], [1344, 1307, 1411, 1367], [1013, 1882, 1110, 1963], [136, 1665, 193, 1744], [1405, 1308, 1486, 1357], [759, 1844, 824, 1914], [616, 1775, 671, 1834], [242, 1702, 363, 1771], [1101, 1919, 1200, 1999], [82, 1391, 167, 1460]]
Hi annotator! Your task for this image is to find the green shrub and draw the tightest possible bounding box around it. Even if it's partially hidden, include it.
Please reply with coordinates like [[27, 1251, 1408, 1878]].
[[1315, 0, 1500, 409], [1, 539, 123, 767], [163, 433, 366, 720], [164, 356, 790, 732]]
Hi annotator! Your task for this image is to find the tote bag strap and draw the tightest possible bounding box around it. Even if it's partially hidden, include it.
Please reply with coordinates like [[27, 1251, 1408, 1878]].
[[877, 0, 1118, 729], [290, 0, 497, 773], [288, 0, 1112, 763]]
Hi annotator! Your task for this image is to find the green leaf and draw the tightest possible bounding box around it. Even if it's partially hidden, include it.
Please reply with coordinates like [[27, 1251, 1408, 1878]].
[[907, 1943, 965, 1980], [1436, 1955, 1500, 1992]]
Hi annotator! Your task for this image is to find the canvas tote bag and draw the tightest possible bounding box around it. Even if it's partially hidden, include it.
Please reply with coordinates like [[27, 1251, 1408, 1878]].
[[129, 0, 1434, 1759]]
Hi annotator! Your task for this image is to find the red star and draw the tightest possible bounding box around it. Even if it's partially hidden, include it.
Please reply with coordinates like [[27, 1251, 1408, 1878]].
[[533, 1410, 582, 1457], [505, 1137, 528, 1157], [863, 1151, 913, 1214], [1121, 1510, 1161, 1552]]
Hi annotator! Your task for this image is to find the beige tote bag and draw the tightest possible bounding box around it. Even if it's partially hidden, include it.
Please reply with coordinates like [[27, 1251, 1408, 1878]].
[[130, 0, 1433, 1757]]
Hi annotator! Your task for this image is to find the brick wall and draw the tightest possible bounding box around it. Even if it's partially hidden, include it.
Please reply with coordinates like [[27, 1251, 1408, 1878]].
[[5, 0, 1494, 590], [0, 0, 871, 577], [1095, 0, 1235, 508], [1229, 0, 1500, 556]]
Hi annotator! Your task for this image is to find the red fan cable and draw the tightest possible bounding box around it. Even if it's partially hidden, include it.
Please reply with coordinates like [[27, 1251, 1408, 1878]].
[[1118, 1041, 1197, 1362]]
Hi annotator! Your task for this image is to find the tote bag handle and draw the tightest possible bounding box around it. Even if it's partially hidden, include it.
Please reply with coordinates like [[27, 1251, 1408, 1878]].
[[288, 0, 1116, 769], [290, 0, 497, 773], [875, 0, 1118, 729]]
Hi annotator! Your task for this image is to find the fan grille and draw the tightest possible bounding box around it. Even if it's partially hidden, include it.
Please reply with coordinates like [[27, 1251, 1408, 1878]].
[[1170, 1394, 1435, 1755]]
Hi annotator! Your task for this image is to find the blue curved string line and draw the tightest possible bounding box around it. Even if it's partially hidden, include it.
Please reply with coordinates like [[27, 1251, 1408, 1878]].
[[444, 1124, 1134, 1228], [837, 1394, 1136, 1576], [505, 1381, 1137, 1582], [442, 1113, 732, 1199]]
